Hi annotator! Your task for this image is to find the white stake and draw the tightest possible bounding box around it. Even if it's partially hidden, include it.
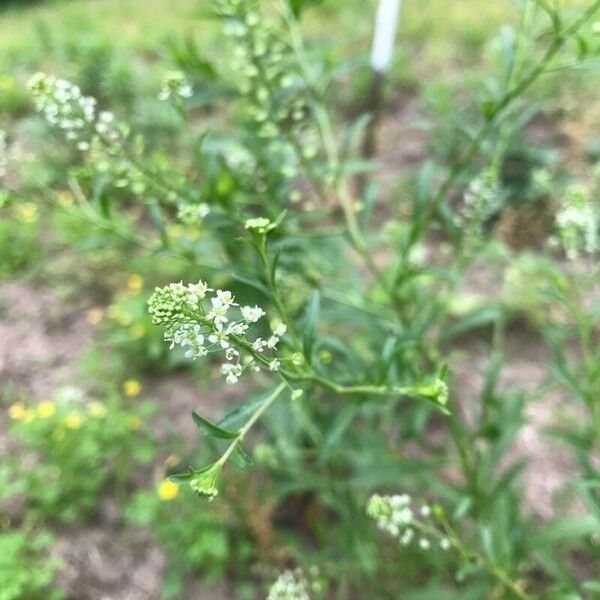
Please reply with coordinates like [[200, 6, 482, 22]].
[[370, 0, 402, 73]]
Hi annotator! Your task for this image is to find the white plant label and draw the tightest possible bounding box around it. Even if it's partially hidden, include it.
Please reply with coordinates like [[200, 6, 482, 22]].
[[370, 0, 402, 72]]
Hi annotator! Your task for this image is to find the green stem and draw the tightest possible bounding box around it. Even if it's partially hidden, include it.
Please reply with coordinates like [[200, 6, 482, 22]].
[[435, 516, 535, 600], [217, 381, 287, 466]]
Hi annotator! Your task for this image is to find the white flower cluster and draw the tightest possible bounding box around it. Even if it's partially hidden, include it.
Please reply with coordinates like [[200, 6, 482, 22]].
[[462, 168, 500, 246], [177, 202, 210, 225], [366, 494, 450, 551], [28, 73, 121, 152], [555, 184, 599, 259], [267, 568, 322, 600], [158, 71, 193, 101], [148, 280, 281, 384], [0, 129, 7, 180]]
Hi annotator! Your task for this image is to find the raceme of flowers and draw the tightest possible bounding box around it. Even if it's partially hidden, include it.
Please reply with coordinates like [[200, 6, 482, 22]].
[[555, 183, 599, 259], [28, 73, 122, 152], [217, 0, 309, 138], [177, 202, 210, 226], [147, 280, 284, 384], [267, 567, 323, 600], [461, 167, 501, 247], [367, 493, 451, 551]]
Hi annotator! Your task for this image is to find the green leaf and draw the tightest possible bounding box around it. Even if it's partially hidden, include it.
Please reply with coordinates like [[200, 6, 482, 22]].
[[169, 469, 195, 483], [191, 411, 238, 439], [231, 445, 253, 468], [533, 514, 600, 544]]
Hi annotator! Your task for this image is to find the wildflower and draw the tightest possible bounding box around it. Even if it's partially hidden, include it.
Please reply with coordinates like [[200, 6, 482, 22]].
[[8, 402, 26, 421], [37, 401, 56, 419], [86, 308, 104, 325], [221, 362, 243, 384], [555, 184, 599, 259], [241, 305, 266, 323], [245, 217, 276, 233], [122, 379, 141, 397], [462, 168, 500, 247], [148, 279, 276, 385], [189, 464, 220, 500], [65, 411, 83, 429], [158, 71, 193, 101], [177, 202, 210, 225], [269, 359, 281, 371], [28, 73, 120, 145], [157, 479, 179, 501], [88, 401, 107, 419], [273, 323, 287, 337], [367, 493, 414, 538], [127, 274, 144, 292], [419, 538, 431, 550], [267, 568, 320, 600], [440, 538, 451, 551], [252, 338, 267, 352]]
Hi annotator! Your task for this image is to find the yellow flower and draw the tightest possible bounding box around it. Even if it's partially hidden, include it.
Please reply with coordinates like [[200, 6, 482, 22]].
[[88, 401, 107, 419], [37, 401, 56, 419], [129, 324, 145, 339], [122, 379, 141, 397], [126, 414, 142, 430], [127, 274, 144, 293], [87, 308, 104, 325], [65, 411, 83, 429], [157, 479, 179, 501], [13, 203, 38, 224], [8, 402, 26, 420]]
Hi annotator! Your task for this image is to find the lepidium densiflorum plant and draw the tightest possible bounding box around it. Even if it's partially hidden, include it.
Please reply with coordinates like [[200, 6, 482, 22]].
[[367, 494, 533, 600]]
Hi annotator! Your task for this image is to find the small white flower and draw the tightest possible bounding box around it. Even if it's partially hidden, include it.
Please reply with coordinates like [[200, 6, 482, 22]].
[[208, 330, 230, 349], [252, 338, 267, 352], [221, 362, 242, 385], [241, 305, 266, 323], [225, 347, 240, 361], [226, 321, 249, 336], [419, 538, 430, 550], [269, 359, 280, 371], [273, 322, 287, 336]]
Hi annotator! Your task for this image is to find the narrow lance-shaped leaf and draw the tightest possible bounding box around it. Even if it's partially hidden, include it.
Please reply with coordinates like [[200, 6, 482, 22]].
[[192, 411, 238, 439]]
